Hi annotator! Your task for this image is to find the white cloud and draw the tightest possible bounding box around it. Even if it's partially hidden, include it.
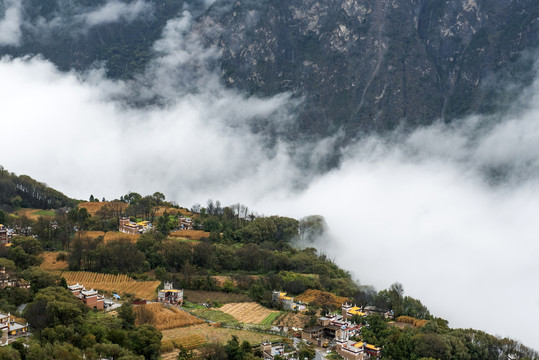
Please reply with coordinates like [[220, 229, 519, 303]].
[[0, 0, 22, 46], [78, 0, 153, 28], [252, 87, 539, 349], [1, 9, 539, 352]]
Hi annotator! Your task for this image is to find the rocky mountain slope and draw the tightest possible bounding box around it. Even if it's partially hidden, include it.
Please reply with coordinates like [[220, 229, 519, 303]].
[[198, 0, 539, 139], [2, 0, 538, 141]]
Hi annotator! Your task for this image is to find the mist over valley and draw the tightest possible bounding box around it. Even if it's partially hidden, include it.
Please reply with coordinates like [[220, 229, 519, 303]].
[[1, 0, 539, 353]]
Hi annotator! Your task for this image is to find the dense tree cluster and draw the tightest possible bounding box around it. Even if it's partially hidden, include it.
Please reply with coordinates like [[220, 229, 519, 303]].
[[357, 313, 539, 360], [67, 230, 359, 301]]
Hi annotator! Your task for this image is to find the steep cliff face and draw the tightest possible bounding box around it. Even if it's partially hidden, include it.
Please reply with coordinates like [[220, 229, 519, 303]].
[[196, 0, 539, 139], [1, 0, 537, 141]]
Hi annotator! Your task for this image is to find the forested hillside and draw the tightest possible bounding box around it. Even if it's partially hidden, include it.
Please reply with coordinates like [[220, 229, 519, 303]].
[[0, 166, 75, 211], [0, 167, 537, 358]]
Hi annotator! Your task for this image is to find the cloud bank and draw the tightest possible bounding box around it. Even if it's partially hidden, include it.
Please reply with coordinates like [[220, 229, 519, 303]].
[[1, 7, 539, 351], [0, 0, 22, 46]]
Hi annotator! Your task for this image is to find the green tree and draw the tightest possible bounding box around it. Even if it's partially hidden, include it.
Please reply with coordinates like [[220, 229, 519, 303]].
[[225, 335, 242, 360], [0, 345, 21, 360], [152, 192, 165, 204], [24, 286, 86, 338], [10, 196, 22, 209], [177, 346, 194, 360], [0, 210, 6, 225], [129, 325, 162, 360], [0, 258, 16, 272], [8, 236, 43, 269], [199, 343, 227, 360], [389, 282, 404, 316], [22, 267, 61, 293], [119, 303, 135, 329], [93, 343, 139, 360], [413, 333, 450, 359], [248, 283, 265, 302], [297, 343, 315, 360], [123, 192, 142, 205], [361, 313, 388, 345]]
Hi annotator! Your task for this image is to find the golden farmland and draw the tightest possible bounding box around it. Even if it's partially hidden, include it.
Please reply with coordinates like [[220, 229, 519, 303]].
[[61, 271, 159, 300], [219, 302, 278, 324]]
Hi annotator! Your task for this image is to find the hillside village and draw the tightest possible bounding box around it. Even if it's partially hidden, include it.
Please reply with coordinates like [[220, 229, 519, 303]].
[[0, 174, 536, 359]]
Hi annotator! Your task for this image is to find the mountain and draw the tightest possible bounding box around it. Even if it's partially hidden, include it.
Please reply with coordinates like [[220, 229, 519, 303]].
[[1, 0, 537, 142], [199, 0, 539, 139]]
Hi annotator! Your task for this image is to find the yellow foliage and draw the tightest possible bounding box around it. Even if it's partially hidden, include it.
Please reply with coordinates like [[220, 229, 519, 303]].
[[161, 340, 175, 353], [295, 289, 349, 307], [396, 316, 428, 327]]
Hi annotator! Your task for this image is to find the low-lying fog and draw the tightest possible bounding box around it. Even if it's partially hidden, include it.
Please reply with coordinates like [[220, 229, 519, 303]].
[[2, 6, 539, 350]]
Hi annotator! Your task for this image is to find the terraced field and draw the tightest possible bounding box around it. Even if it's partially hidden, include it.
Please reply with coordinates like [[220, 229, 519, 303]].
[[62, 271, 159, 300], [219, 302, 278, 324], [260, 312, 282, 326], [189, 309, 239, 326]]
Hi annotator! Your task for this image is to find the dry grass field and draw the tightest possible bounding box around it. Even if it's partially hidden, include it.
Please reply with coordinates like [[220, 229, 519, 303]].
[[296, 289, 349, 308], [183, 290, 250, 304], [14, 208, 55, 220], [61, 271, 160, 300], [76, 231, 105, 239], [39, 252, 68, 271], [134, 303, 203, 330], [162, 334, 206, 351], [169, 230, 210, 240], [275, 312, 310, 328], [152, 206, 182, 216], [78, 201, 129, 215], [178, 208, 194, 217], [104, 231, 140, 243], [395, 316, 428, 328], [77, 202, 106, 215], [219, 303, 278, 324], [75, 231, 139, 243], [161, 324, 282, 345]]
